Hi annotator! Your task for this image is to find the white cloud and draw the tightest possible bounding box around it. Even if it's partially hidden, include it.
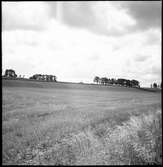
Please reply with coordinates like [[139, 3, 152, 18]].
[[90, 2, 136, 35], [2, 2, 50, 30], [2, 2, 161, 87]]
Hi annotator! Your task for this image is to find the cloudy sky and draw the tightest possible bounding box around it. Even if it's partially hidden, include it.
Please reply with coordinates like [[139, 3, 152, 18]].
[[2, 1, 161, 86]]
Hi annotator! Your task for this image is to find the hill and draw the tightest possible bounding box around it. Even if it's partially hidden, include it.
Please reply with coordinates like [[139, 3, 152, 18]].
[[2, 78, 160, 93]]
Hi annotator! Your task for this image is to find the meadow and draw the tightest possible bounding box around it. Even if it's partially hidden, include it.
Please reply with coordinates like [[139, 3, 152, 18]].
[[2, 79, 162, 165]]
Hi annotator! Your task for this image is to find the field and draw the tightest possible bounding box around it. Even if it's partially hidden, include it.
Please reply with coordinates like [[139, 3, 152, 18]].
[[2, 79, 162, 165]]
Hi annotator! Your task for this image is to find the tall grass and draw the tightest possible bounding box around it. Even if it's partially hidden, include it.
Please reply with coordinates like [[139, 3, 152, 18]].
[[73, 109, 162, 165], [8, 109, 161, 165], [103, 109, 162, 165]]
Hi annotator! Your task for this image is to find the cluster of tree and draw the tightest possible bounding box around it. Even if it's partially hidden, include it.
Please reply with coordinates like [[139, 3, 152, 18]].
[[151, 82, 162, 88], [93, 76, 140, 87], [29, 74, 57, 82], [3, 69, 26, 79], [3, 69, 17, 78], [18, 75, 25, 78], [2, 69, 57, 82]]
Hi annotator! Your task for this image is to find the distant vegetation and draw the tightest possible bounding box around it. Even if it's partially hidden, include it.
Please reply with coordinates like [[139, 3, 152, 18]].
[[3, 69, 17, 78], [93, 76, 140, 88], [2, 69, 57, 82], [2, 69, 161, 87], [29, 74, 57, 82], [151, 82, 161, 89]]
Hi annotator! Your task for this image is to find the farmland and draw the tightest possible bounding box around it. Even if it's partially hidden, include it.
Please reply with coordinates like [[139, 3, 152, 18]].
[[2, 79, 162, 165]]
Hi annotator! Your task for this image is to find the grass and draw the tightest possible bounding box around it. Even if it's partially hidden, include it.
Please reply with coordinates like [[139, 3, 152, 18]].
[[4, 109, 161, 165], [2, 79, 162, 165]]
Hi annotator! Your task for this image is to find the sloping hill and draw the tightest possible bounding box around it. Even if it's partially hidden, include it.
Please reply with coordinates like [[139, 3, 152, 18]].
[[2, 78, 159, 93]]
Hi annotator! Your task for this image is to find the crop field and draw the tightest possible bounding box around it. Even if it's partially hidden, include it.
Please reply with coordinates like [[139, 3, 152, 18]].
[[2, 79, 162, 165]]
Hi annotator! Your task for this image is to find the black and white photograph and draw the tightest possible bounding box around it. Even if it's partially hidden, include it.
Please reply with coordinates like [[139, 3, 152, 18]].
[[2, 1, 162, 165]]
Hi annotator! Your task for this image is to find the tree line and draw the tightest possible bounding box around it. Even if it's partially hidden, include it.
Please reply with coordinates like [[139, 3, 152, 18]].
[[2, 69, 57, 82], [2, 69, 161, 88], [3, 69, 17, 78], [93, 76, 140, 88], [151, 82, 162, 89], [29, 74, 57, 82]]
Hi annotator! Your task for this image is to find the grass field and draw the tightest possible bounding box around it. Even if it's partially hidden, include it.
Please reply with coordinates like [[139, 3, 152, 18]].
[[2, 79, 162, 165]]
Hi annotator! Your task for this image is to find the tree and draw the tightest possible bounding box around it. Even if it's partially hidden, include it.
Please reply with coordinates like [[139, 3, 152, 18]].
[[131, 79, 140, 87], [153, 83, 157, 88], [117, 78, 126, 86], [111, 78, 116, 85], [93, 76, 100, 84], [126, 80, 132, 87], [4, 69, 17, 78], [52, 75, 57, 82], [101, 77, 109, 85]]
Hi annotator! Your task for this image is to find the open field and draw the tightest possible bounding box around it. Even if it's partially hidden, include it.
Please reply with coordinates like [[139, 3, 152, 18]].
[[2, 79, 162, 165]]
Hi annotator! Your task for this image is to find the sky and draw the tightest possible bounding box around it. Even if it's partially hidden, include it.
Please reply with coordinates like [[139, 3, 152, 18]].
[[2, 1, 162, 87]]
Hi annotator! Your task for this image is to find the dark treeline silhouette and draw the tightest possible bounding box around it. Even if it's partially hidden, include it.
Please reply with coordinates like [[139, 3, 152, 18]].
[[4, 69, 160, 88], [29, 74, 57, 82], [153, 83, 157, 88], [3, 69, 57, 82], [93, 76, 140, 88], [3, 69, 17, 78], [151, 82, 162, 89]]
